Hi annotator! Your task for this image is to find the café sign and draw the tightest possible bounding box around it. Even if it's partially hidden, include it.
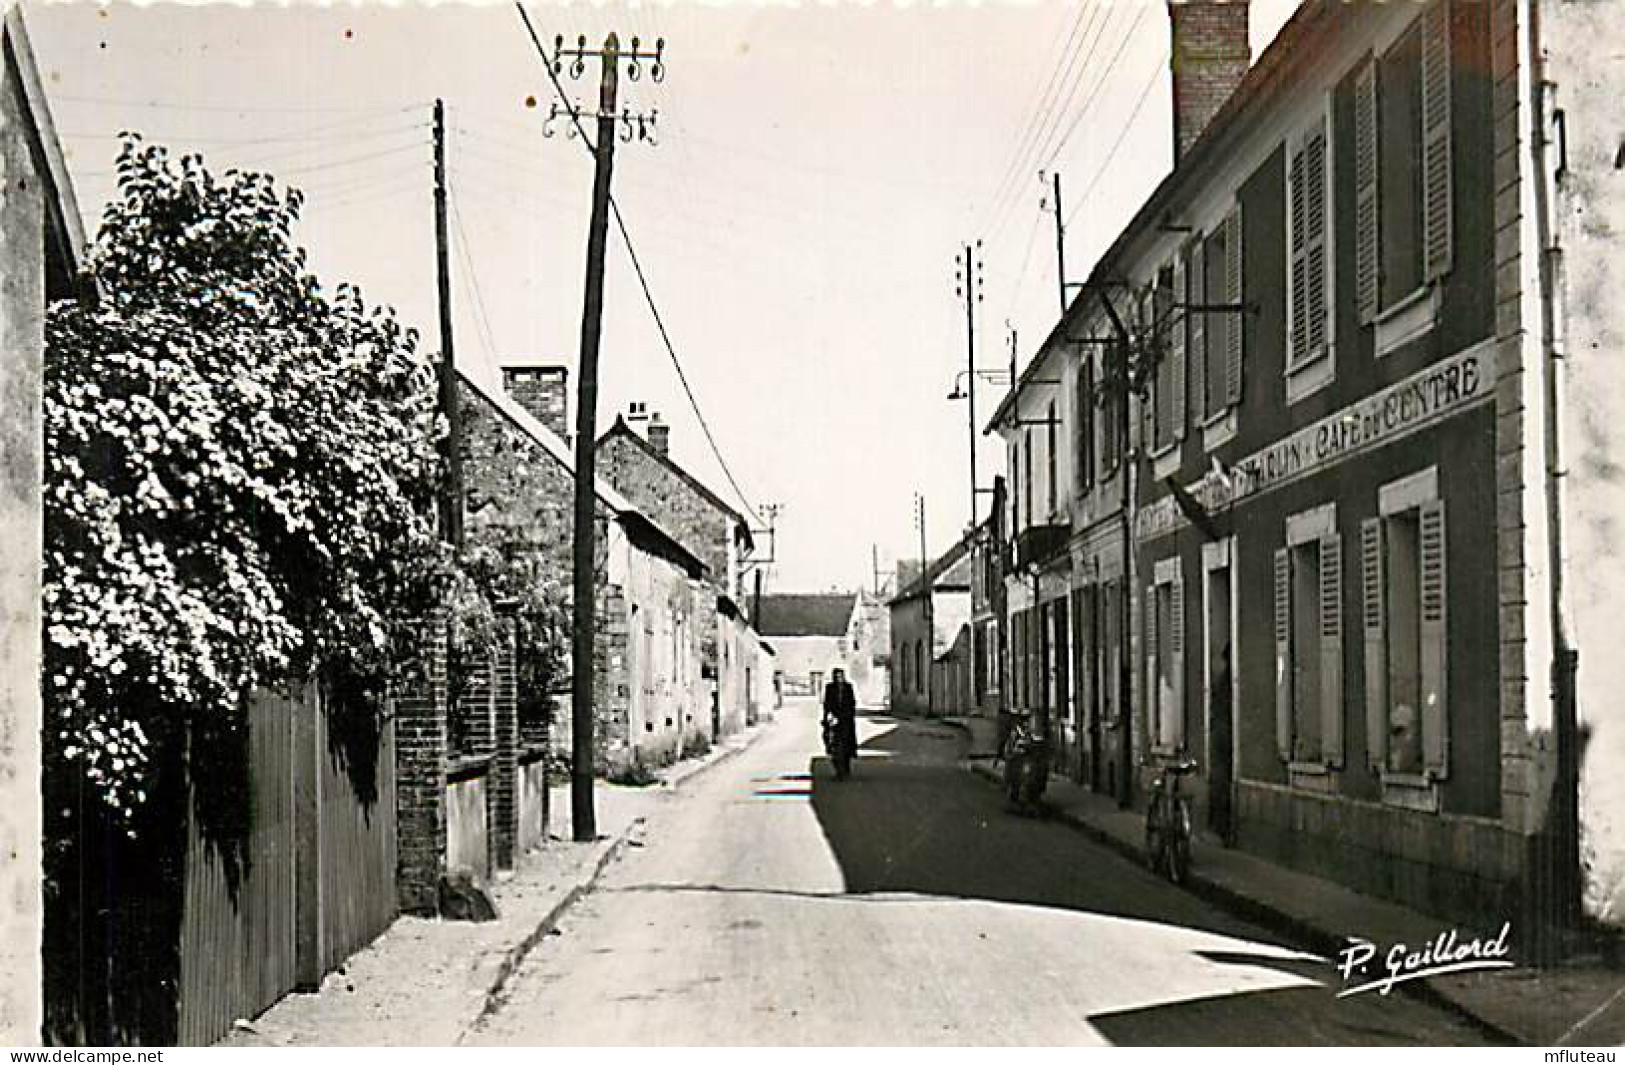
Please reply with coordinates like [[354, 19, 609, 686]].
[[1137, 344, 1491, 541]]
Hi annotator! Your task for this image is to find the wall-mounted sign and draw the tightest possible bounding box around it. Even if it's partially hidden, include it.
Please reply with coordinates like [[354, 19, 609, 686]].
[[1137, 342, 1493, 542]]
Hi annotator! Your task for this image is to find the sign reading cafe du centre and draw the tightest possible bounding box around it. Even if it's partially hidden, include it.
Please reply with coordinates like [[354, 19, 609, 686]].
[[1137, 345, 1489, 542]]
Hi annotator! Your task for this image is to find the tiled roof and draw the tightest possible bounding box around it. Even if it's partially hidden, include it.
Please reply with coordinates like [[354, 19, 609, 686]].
[[750, 593, 857, 638]]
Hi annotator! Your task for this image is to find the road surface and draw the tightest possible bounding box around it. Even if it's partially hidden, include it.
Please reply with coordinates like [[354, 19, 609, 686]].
[[470, 702, 1498, 1046]]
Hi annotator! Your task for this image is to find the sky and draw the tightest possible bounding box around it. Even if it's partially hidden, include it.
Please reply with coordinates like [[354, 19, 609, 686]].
[[28, 0, 1297, 595]]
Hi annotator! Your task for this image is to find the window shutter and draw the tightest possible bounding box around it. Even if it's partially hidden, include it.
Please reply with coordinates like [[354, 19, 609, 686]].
[[1361, 518, 1388, 773], [1189, 240, 1207, 423], [1224, 205, 1245, 406], [1289, 139, 1308, 366], [1171, 258, 1187, 441], [1319, 533, 1344, 768], [1145, 585, 1160, 746], [1170, 576, 1185, 750], [1354, 60, 1381, 324], [1274, 547, 1293, 761], [1305, 124, 1329, 359], [1419, 501, 1449, 777], [1422, 0, 1454, 281]]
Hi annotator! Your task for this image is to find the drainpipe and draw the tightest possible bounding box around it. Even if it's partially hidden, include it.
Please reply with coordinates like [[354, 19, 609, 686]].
[[1524, 0, 1582, 941]]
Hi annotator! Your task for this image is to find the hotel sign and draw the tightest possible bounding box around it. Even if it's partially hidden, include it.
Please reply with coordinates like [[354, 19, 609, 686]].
[[1136, 344, 1491, 542]]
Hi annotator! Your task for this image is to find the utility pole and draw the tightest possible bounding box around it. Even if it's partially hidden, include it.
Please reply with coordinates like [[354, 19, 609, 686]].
[[433, 99, 462, 547], [955, 242, 984, 532], [1047, 171, 1069, 314], [544, 30, 665, 842], [915, 493, 934, 717], [1006, 320, 1019, 395]]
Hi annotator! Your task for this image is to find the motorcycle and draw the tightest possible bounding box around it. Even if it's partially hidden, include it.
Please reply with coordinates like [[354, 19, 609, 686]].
[[1001, 716, 1051, 814]]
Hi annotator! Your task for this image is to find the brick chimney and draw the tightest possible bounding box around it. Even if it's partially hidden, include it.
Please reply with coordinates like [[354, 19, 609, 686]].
[[647, 413, 670, 458], [1167, 0, 1251, 162], [502, 365, 570, 442]]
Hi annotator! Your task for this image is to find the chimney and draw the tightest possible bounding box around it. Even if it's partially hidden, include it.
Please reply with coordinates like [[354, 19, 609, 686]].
[[1167, 0, 1251, 162], [502, 365, 570, 442], [647, 413, 670, 458]]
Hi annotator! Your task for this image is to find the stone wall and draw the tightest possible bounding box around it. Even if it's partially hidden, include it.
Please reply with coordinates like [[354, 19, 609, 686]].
[[599, 427, 735, 586]]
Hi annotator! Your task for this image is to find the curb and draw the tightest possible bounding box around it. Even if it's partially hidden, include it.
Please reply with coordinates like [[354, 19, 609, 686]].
[[463, 816, 645, 1039], [965, 760, 1522, 1046], [661, 721, 768, 791]]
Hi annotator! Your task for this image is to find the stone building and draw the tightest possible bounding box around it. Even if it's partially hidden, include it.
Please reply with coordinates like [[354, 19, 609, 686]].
[[1, 7, 85, 1042], [889, 530, 976, 717], [752, 593, 885, 707], [987, 0, 1625, 939]]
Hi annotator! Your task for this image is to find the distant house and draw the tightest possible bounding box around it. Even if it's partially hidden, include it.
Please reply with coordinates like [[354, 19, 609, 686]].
[[751, 592, 885, 707], [2, 7, 86, 1044], [889, 527, 979, 717]]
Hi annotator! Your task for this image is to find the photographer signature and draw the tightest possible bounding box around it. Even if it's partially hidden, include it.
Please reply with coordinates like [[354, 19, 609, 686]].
[[1335, 922, 1514, 998]]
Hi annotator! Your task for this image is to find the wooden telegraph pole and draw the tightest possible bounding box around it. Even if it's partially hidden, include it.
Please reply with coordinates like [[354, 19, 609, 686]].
[[539, 29, 666, 842], [433, 98, 463, 547]]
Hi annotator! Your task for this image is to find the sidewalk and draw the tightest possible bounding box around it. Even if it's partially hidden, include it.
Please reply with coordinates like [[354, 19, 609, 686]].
[[222, 722, 768, 1046], [944, 716, 1624, 1047]]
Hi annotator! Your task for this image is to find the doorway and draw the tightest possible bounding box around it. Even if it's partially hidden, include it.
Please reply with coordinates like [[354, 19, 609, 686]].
[[1203, 541, 1237, 843]]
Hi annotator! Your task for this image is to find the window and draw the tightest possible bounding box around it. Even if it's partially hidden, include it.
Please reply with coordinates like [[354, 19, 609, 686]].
[[1355, 1, 1454, 324], [1152, 265, 1184, 453], [1200, 207, 1244, 422], [1274, 506, 1344, 770], [915, 641, 925, 695], [899, 641, 910, 692], [1099, 343, 1122, 476], [1023, 430, 1034, 528], [1363, 469, 1449, 788], [1046, 402, 1058, 514], [1009, 440, 1021, 535], [1287, 110, 1332, 373], [1145, 564, 1185, 752], [1076, 357, 1096, 494]]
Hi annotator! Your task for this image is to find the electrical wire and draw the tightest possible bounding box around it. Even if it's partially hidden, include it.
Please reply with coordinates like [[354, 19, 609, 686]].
[[1065, 48, 1168, 231], [448, 192, 503, 373], [512, 1, 763, 528]]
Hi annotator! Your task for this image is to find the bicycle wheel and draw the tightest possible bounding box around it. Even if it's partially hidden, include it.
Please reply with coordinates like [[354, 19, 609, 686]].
[[1144, 795, 1164, 874], [1167, 799, 1193, 885]]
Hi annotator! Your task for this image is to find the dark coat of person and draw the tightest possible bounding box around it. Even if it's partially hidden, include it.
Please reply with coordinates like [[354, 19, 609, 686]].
[[822, 677, 858, 754]]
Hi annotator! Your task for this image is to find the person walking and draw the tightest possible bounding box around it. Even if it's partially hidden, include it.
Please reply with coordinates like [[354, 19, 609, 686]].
[[822, 667, 858, 780]]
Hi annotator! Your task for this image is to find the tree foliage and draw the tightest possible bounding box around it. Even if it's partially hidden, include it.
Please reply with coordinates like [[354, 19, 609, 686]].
[[43, 136, 458, 821]]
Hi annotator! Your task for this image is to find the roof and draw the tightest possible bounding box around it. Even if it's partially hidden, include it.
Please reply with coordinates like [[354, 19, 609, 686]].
[[750, 593, 858, 638], [457, 367, 706, 578], [890, 520, 983, 606], [599, 416, 755, 553], [5, 9, 88, 296], [985, 0, 1335, 435]]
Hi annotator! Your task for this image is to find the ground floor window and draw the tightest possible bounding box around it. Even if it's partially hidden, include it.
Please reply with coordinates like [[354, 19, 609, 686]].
[[1275, 504, 1344, 769], [1145, 561, 1185, 753], [1364, 468, 1448, 785]]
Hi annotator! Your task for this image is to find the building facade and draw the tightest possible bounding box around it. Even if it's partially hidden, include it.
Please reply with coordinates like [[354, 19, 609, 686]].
[[752, 593, 885, 706], [989, 0, 1625, 937], [889, 529, 975, 717]]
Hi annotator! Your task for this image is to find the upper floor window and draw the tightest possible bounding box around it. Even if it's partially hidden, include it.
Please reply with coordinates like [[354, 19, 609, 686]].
[[1151, 265, 1186, 453], [1355, 0, 1453, 326], [1098, 342, 1124, 478], [1198, 208, 1244, 424], [1045, 401, 1058, 515], [1023, 429, 1034, 528], [1287, 110, 1332, 373], [1076, 357, 1096, 494]]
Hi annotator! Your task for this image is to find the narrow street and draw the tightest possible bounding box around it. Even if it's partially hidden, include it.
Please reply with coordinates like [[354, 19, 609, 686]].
[[469, 704, 1497, 1046]]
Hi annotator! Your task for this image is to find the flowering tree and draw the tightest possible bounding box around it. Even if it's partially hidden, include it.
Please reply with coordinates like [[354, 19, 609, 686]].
[[43, 137, 455, 823]]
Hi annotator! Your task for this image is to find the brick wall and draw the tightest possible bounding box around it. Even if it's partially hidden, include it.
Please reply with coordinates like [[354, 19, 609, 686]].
[[490, 615, 519, 871], [395, 619, 448, 915], [1167, 0, 1251, 161], [599, 428, 734, 585]]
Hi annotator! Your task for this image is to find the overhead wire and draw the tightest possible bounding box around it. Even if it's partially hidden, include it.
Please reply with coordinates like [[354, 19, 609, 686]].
[[512, 1, 763, 528]]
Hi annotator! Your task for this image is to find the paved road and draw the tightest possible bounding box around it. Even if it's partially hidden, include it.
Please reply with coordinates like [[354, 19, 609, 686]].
[[471, 702, 1498, 1046]]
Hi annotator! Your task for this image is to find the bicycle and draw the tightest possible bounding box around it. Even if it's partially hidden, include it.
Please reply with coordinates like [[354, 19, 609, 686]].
[[1145, 755, 1198, 884]]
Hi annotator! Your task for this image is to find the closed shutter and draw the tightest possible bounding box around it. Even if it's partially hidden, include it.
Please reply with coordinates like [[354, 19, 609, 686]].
[[1361, 518, 1388, 772], [1422, 0, 1454, 281], [1170, 576, 1185, 750], [1189, 240, 1207, 423], [1224, 205, 1245, 406], [1289, 139, 1308, 365], [1319, 533, 1344, 767], [1274, 547, 1293, 761], [1304, 124, 1329, 358], [1419, 501, 1449, 777], [1171, 261, 1187, 443], [1354, 60, 1381, 324], [1145, 585, 1160, 745]]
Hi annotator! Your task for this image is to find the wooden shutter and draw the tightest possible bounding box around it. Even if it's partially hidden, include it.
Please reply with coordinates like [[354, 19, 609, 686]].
[[1354, 60, 1381, 324], [1422, 0, 1454, 281], [1289, 139, 1309, 365], [1189, 239, 1208, 423], [1361, 518, 1388, 772], [1419, 501, 1449, 777], [1319, 533, 1344, 767], [1274, 547, 1293, 761], [1224, 205, 1244, 406], [1171, 258, 1188, 441], [1170, 576, 1185, 750], [1304, 123, 1329, 358], [1145, 585, 1160, 745]]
